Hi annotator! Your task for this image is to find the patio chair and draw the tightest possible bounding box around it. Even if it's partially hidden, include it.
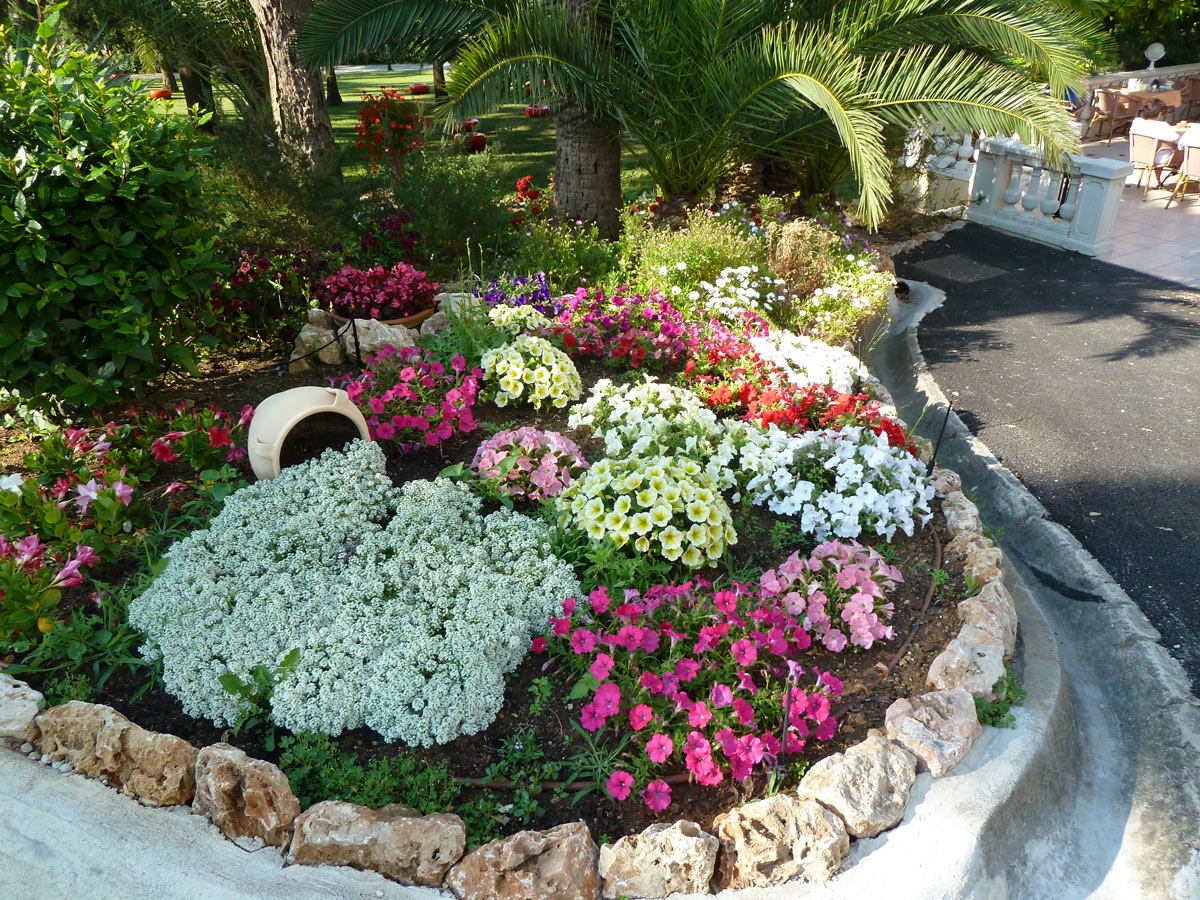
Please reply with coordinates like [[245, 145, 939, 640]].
[[1086, 88, 1142, 143], [1166, 129, 1200, 208], [1181, 76, 1200, 121], [1129, 118, 1183, 199]]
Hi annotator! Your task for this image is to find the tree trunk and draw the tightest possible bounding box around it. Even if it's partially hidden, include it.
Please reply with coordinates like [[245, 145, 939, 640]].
[[248, 0, 341, 182], [432, 58, 447, 100], [553, 0, 622, 239], [178, 63, 216, 132], [325, 68, 343, 106], [160, 64, 178, 93]]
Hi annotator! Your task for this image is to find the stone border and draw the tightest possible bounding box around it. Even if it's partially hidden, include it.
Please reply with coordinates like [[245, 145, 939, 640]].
[[0, 474, 1023, 900]]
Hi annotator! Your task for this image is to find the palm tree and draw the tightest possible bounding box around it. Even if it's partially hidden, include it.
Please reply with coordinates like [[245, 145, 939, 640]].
[[302, 0, 1102, 228]]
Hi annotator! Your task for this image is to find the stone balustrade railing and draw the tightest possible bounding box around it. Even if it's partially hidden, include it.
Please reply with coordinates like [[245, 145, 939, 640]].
[[967, 136, 1132, 256]]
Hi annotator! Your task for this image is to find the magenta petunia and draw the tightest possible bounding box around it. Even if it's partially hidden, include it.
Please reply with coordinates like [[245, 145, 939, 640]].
[[531, 637, 546, 654], [710, 683, 733, 707], [730, 638, 757, 666], [571, 628, 597, 654], [688, 701, 712, 728], [642, 779, 671, 812], [580, 702, 604, 732], [606, 769, 634, 801], [629, 703, 654, 731], [646, 733, 673, 764], [594, 682, 621, 717], [590, 652, 615, 681], [674, 657, 700, 682]]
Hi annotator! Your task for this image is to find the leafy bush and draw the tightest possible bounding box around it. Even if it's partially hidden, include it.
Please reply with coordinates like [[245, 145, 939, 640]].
[[504, 219, 620, 294], [0, 14, 218, 409], [129, 442, 581, 746]]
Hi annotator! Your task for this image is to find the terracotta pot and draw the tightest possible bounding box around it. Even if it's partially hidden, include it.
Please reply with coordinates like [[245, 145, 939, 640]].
[[525, 104, 550, 118], [328, 306, 436, 328], [409, 83, 430, 95], [247, 387, 371, 480], [148, 88, 173, 100]]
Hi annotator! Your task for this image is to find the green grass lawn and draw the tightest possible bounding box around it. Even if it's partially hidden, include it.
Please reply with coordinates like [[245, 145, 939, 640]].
[[148, 67, 654, 200]]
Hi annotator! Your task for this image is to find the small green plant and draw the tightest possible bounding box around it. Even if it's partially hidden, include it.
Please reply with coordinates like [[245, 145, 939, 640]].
[[975, 664, 1027, 728], [218, 648, 301, 751], [564, 721, 631, 804], [40, 671, 96, 706], [931, 567, 950, 588], [485, 728, 563, 825], [528, 676, 553, 717], [277, 733, 461, 814]]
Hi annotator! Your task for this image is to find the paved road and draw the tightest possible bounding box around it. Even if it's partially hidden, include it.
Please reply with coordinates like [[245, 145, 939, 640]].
[[896, 225, 1200, 694]]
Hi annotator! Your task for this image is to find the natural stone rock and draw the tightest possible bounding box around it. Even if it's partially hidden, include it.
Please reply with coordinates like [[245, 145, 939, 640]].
[[963, 541, 1004, 584], [288, 800, 465, 887], [712, 794, 849, 889], [36, 701, 196, 805], [940, 491, 982, 540], [436, 292, 482, 316], [287, 352, 313, 374], [338, 318, 417, 359], [307, 308, 333, 327], [295, 322, 344, 366], [599, 820, 717, 898], [0, 674, 42, 744], [798, 732, 918, 838], [930, 467, 962, 498], [885, 688, 982, 776], [927, 624, 1007, 699], [445, 821, 600, 900], [958, 580, 1018, 657], [193, 743, 300, 847], [420, 310, 452, 337]]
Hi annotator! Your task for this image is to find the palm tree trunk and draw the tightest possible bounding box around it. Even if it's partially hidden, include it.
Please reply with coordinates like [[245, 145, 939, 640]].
[[554, 0, 622, 239], [178, 62, 215, 133], [432, 58, 447, 100], [326, 68, 343, 106], [248, 0, 341, 182], [554, 106, 622, 239], [160, 64, 178, 93]]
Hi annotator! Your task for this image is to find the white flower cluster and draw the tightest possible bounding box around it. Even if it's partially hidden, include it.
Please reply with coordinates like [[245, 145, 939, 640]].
[[483, 335, 582, 409], [567, 377, 766, 490], [745, 425, 934, 541], [793, 256, 893, 332], [555, 455, 736, 567], [129, 441, 580, 747], [690, 265, 792, 322], [488, 303, 552, 336], [750, 331, 877, 394]]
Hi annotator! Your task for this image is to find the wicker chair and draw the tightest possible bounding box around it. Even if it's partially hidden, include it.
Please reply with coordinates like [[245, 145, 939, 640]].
[[1129, 118, 1183, 199], [1166, 129, 1200, 208], [1086, 88, 1143, 142]]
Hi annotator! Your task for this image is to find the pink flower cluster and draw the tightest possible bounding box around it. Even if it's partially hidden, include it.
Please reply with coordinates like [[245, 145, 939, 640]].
[[471, 428, 589, 502], [1, 535, 100, 639], [554, 286, 697, 369], [545, 575, 856, 811], [338, 347, 482, 452], [759, 540, 903, 651], [317, 262, 439, 321]]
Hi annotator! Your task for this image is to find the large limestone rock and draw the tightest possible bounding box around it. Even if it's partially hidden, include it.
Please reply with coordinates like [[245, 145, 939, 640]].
[[962, 541, 1004, 585], [599, 820, 717, 899], [193, 743, 300, 847], [940, 491, 982, 541], [420, 310, 452, 337], [0, 674, 42, 744], [295, 321, 345, 366], [885, 688, 982, 777], [927, 624, 1007, 699], [436, 292, 483, 316], [36, 701, 196, 805], [930, 467, 962, 498], [338, 318, 418, 359], [445, 821, 600, 900], [288, 800, 465, 887], [958, 579, 1018, 657], [712, 794, 850, 889], [798, 732, 919, 838]]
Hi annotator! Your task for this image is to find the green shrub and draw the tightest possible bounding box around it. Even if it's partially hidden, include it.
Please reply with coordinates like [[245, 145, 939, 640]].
[[0, 13, 218, 410], [502, 217, 619, 293], [391, 143, 515, 278]]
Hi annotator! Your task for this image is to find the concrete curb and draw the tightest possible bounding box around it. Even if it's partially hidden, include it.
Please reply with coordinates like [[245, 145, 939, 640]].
[[871, 279, 1200, 898]]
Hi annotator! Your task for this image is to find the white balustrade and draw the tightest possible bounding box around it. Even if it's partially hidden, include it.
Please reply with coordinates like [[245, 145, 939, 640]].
[[967, 137, 1132, 256]]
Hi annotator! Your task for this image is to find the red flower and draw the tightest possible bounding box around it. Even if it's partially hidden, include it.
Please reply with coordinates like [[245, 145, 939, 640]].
[[531, 637, 547, 654], [208, 426, 232, 448]]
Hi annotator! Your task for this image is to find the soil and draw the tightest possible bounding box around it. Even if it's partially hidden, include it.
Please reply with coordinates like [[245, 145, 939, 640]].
[[6, 348, 967, 847]]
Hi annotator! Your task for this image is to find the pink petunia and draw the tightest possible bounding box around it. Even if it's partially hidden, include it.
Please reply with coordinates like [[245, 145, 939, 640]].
[[688, 701, 712, 728], [593, 682, 621, 717], [605, 769, 633, 801], [629, 704, 653, 731], [730, 638, 757, 667], [580, 703, 604, 732], [733, 697, 757, 728], [589, 587, 611, 614], [570, 628, 597, 655], [674, 657, 700, 682], [642, 779, 671, 812], [640, 671, 664, 694], [590, 652, 614, 681], [531, 637, 547, 654], [646, 733, 673, 764], [710, 683, 733, 707]]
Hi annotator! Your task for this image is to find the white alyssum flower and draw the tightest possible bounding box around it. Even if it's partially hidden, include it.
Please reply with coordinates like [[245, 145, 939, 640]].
[[129, 441, 580, 747], [482, 335, 582, 409], [750, 331, 881, 395], [745, 425, 933, 541]]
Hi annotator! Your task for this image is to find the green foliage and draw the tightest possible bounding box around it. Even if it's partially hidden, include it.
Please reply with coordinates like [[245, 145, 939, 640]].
[[975, 664, 1028, 729], [486, 728, 563, 824], [276, 732, 461, 814], [1103, 0, 1200, 71], [0, 12, 219, 410], [218, 648, 301, 751], [41, 671, 96, 706], [527, 676, 553, 717], [564, 720, 630, 804], [503, 217, 620, 293], [419, 299, 508, 371], [389, 143, 515, 277]]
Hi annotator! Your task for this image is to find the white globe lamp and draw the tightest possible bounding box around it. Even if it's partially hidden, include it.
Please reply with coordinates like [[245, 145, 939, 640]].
[[1145, 42, 1165, 70]]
